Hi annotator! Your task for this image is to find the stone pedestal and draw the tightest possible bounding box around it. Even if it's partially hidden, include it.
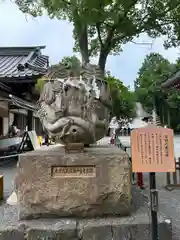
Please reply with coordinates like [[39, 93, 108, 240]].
[[14, 145, 132, 220], [0, 215, 172, 240]]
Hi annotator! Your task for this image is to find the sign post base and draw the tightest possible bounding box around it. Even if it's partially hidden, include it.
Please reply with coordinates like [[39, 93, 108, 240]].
[[149, 172, 158, 240]]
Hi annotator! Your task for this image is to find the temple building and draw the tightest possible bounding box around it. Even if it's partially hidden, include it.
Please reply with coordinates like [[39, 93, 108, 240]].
[[161, 69, 180, 127], [161, 69, 180, 89], [0, 46, 49, 137]]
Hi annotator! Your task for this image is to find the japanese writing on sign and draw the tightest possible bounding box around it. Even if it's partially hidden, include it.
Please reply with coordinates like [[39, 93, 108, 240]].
[[131, 126, 175, 173], [51, 165, 96, 178]]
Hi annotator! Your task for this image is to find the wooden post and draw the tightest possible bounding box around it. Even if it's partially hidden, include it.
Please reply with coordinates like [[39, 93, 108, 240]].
[[178, 158, 180, 181], [166, 172, 171, 185], [167, 107, 171, 128], [137, 172, 144, 189], [173, 172, 177, 185], [27, 110, 33, 131], [0, 175, 3, 200]]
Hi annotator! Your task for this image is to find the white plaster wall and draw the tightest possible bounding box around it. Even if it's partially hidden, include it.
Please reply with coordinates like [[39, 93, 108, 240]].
[[2, 109, 37, 135], [10, 109, 27, 115], [3, 117, 8, 135], [9, 113, 14, 126], [10, 108, 37, 117], [0, 101, 8, 109], [3, 113, 14, 135]]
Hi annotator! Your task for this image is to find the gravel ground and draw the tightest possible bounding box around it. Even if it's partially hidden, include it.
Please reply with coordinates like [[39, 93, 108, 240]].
[[0, 159, 18, 228]]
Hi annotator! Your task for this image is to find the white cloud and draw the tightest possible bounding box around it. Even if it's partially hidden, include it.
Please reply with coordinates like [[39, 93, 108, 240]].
[[106, 34, 179, 87], [0, 1, 179, 88], [0, 1, 74, 63]]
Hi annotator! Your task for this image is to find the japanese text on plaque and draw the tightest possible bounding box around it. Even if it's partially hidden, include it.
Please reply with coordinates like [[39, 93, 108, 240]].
[[136, 132, 169, 165], [131, 127, 175, 173], [51, 165, 96, 178]]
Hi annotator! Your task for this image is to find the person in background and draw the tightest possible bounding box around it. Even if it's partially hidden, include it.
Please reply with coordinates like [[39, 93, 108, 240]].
[[38, 136, 43, 146], [110, 133, 115, 145], [8, 121, 20, 137], [44, 133, 49, 146]]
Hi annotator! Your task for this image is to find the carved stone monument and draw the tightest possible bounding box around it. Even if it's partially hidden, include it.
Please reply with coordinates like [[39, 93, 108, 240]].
[[14, 63, 138, 239], [15, 144, 132, 219], [37, 63, 112, 145]]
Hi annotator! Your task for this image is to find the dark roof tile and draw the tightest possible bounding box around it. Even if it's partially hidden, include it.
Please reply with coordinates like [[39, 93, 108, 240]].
[[0, 46, 49, 80]]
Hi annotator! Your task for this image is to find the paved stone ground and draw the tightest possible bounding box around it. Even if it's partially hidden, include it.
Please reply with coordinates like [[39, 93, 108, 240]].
[[142, 172, 180, 240], [0, 159, 17, 199], [96, 137, 110, 145]]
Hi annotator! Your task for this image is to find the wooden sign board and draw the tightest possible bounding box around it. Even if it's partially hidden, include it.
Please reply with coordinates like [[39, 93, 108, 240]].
[[27, 130, 40, 150], [131, 126, 175, 173]]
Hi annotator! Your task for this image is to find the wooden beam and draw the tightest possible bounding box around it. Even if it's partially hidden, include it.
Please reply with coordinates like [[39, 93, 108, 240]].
[[0, 175, 4, 201]]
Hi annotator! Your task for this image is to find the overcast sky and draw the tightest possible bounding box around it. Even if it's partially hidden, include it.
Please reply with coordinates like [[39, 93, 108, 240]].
[[0, 1, 179, 88]]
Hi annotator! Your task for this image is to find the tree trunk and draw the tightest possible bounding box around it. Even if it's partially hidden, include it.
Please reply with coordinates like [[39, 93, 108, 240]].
[[72, 9, 89, 66], [98, 29, 114, 72], [78, 25, 89, 65], [98, 49, 109, 72]]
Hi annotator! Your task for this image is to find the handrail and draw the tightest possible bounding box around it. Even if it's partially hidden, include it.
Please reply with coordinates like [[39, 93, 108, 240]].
[[0, 154, 19, 160]]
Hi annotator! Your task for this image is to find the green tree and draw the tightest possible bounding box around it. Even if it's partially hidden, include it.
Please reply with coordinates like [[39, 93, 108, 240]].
[[34, 55, 81, 93], [135, 53, 173, 112], [15, 0, 180, 71], [61, 55, 81, 68], [34, 76, 47, 94], [106, 75, 136, 121], [135, 52, 180, 131], [35, 55, 135, 122]]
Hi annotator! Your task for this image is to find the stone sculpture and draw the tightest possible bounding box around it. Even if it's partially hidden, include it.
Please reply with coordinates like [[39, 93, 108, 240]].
[[37, 63, 112, 145], [15, 63, 132, 224]]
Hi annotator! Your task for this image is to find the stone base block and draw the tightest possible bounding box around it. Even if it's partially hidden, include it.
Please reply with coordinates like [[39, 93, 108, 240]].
[[14, 145, 132, 220], [0, 215, 172, 240]]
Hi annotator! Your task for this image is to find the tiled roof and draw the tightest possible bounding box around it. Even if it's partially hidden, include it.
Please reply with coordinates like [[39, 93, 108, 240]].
[[0, 46, 49, 81]]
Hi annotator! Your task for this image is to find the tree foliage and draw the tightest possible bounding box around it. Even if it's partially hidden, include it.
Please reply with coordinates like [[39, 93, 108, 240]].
[[106, 74, 136, 120], [35, 55, 135, 121], [15, 0, 180, 71], [135, 53, 180, 131], [60, 55, 81, 69], [135, 53, 173, 112], [34, 76, 47, 94], [34, 55, 81, 93]]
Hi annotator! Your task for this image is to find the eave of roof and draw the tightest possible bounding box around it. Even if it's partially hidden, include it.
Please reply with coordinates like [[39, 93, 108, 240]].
[[9, 94, 37, 112], [0, 82, 12, 92], [161, 70, 180, 88], [0, 46, 48, 81], [0, 46, 45, 55]]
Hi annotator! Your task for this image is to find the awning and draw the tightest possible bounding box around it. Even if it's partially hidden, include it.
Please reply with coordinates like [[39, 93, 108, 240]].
[[9, 94, 37, 112]]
